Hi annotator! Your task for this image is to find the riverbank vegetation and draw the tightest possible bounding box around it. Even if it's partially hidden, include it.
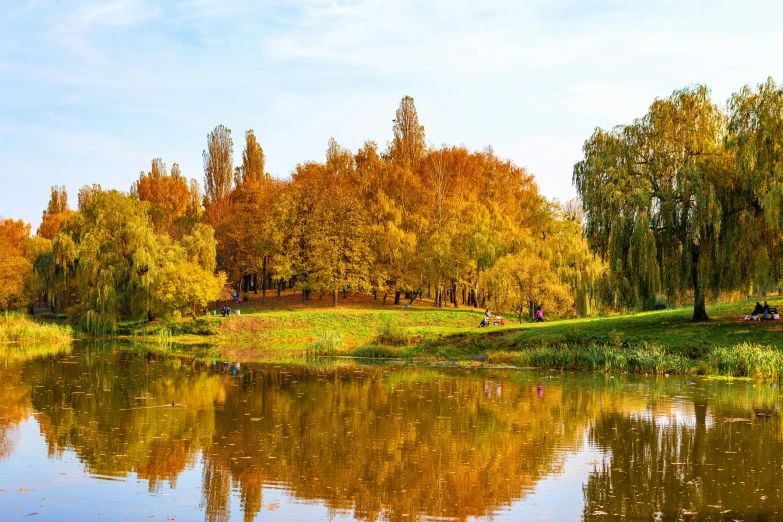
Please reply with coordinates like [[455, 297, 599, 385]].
[[118, 297, 783, 378], [0, 312, 72, 344]]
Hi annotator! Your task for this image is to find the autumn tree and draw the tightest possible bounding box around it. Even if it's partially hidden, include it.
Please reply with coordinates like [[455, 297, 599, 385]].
[[239, 130, 266, 184], [0, 218, 32, 310], [131, 159, 194, 237], [203, 125, 234, 208], [390, 95, 426, 169], [37, 186, 73, 240], [151, 262, 225, 319], [277, 145, 371, 306]]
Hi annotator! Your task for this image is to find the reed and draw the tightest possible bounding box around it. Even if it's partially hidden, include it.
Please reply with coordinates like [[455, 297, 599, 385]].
[[488, 342, 690, 375], [307, 331, 341, 357], [0, 312, 73, 344], [706, 343, 783, 379], [353, 345, 408, 359]]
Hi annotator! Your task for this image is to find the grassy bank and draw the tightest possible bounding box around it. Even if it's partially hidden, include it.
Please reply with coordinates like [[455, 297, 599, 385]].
[[114, 295, 783, 378], [1, 312, 73, 344]]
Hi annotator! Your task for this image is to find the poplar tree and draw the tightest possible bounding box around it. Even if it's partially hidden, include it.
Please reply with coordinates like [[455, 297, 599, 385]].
[[240, 130, 266, 184], [203, 125, 234, 207]]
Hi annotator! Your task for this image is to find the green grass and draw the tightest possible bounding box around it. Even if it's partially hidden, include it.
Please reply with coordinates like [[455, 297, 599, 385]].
[[0, 311, 73, 344], [495, 299, 783, 351], [109, 297, 783, 378]]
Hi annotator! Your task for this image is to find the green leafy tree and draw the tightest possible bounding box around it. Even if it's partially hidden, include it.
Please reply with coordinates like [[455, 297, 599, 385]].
[[574, 85, 742, 321]]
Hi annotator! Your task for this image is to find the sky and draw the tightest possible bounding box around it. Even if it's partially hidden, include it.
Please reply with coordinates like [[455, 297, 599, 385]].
[[2, 0, 783, 231]]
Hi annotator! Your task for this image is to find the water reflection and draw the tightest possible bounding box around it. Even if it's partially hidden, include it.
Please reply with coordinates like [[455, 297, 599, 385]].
[[0, 344, 782, 521]]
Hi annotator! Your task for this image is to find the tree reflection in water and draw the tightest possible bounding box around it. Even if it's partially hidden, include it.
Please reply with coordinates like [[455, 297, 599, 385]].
[[1, 344, 783, 521]]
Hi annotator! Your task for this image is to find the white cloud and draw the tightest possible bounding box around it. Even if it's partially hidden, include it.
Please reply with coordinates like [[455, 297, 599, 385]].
[[3, 0, 783, 229]]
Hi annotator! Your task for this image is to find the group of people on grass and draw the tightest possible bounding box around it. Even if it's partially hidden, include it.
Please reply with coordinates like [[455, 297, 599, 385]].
[[744, 301, 779, 321], [479, 306, 544, 327]]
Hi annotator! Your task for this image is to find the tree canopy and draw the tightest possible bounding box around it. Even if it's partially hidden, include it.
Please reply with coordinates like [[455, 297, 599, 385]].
[[574, 79, 783, 320]]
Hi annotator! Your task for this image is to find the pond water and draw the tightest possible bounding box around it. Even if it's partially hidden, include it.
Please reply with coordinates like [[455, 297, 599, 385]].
[[0, 343, 782, 521]]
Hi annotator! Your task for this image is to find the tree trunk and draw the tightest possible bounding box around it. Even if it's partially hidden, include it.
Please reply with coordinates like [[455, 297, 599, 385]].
[[383, 293, 388, 305], [373, 291, 377, 300], [693, 293, 709, 321], [394, 291, 401, 305], [333, 289, 338, 307], [692, 248, 709, 322], [277, 280, 282, 297], [261, 259, 267, 304]]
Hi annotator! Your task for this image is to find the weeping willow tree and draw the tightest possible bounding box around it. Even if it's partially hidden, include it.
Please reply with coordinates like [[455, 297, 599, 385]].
[[52, 190, 166, 333], [574, 83, 783, 321]]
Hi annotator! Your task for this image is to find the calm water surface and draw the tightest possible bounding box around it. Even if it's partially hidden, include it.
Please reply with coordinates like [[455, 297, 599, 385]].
[[0, 343, 782, 521]]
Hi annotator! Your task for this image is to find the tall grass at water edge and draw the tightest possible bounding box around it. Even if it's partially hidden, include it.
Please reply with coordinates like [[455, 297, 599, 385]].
[[307, 331, 341, 357], [0, 312, 73, 343], [486, 341, 783, 378]]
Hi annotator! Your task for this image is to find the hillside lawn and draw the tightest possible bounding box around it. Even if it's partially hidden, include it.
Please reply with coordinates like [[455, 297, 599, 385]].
[[115, 290, 783, 375]]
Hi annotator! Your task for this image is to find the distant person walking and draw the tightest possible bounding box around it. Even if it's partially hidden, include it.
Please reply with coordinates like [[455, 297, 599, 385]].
[[535, 306, 544, 322]]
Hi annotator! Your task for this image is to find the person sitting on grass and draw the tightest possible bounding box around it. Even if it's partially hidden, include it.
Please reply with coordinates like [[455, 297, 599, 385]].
[[745, 301, 764, 321], [479, 309, 491, 327], [762, 301, 771, 320]]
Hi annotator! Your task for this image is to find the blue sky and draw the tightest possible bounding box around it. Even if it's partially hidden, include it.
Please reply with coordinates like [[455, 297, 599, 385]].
[[2, 0, 782, 230]]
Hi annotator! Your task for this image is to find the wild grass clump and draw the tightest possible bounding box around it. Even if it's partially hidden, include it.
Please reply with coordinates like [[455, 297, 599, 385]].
[[488, 342, 689, 374], [169, 318, 220, 336], [0, 312, 73, 344], [353, 346, 407, 358], [706, 343, 783, 379], [374, 316, 415, 346], [155, 327, 173, 347], [307, 331, 341, 356]]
